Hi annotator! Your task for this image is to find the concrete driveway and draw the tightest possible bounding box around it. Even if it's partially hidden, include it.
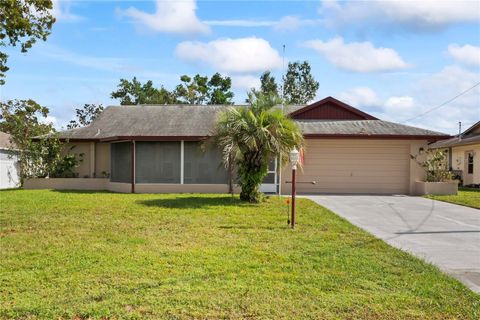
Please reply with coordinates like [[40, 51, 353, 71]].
[[304, 195, 480, 293]]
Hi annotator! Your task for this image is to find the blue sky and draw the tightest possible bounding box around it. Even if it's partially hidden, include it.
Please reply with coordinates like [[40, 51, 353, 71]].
[[1, 0, 479, 134]]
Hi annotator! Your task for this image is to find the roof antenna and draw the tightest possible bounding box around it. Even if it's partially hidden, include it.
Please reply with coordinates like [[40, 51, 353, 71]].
[[458, 121, 462, 140]]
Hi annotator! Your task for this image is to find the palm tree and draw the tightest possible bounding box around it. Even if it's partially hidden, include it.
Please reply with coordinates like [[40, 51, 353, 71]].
[[209, 93, 304, 202]]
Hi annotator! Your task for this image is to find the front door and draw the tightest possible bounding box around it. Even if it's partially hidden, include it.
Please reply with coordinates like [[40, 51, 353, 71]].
[[260, 159, 277, 193]]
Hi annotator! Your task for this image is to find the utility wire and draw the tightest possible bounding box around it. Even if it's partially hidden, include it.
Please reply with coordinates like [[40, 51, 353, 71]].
[[400, 81, 480, 123]]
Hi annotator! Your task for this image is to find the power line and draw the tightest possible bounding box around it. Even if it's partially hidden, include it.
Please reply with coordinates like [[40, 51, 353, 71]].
[[401, 81, 480, 123]]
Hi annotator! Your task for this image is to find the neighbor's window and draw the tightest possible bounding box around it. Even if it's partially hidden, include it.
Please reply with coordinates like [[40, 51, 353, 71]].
[[468, 153, 474, 174]]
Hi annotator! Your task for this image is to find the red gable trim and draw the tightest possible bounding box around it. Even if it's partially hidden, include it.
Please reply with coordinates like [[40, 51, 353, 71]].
[[289, 96, 378, 120]]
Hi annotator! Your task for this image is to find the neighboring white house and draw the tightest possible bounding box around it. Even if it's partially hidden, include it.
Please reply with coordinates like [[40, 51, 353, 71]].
[[0, 132, 20, 189]]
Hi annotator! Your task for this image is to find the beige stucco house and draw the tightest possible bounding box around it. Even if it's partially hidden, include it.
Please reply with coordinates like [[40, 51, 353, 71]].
[[430, 121, 480, 187], [25, 97, 450, 195]]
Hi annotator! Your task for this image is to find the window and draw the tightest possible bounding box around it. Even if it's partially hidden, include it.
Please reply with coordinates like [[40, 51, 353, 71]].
[[110, 142, 132, 183], [135, 142, 181, 183], [184, 142, 228, 184], [467, 153, 474, 174]]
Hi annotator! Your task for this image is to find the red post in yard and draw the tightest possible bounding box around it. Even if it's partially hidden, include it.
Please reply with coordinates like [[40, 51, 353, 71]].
[[291, 166, 296, 228]]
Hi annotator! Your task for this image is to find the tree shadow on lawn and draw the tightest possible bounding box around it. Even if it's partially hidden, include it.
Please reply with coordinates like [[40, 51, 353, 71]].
[[137, 196, 256, 209]]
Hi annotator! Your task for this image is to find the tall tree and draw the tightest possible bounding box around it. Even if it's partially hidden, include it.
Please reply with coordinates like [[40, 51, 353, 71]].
[[111, 77, 176, 105], [0, 0, 55, 85], [283, 61, 319, 104], [67, 104, 104, 129], [207, 73, 234, 105], [247, 71, 280, 103], [0, 99, 80, 183], [259, 71, 279, 97], [209, 92, 304, 202], [175, 74, 209, 104]]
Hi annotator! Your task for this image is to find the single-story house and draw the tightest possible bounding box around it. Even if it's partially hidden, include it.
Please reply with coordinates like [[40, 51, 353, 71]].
[[25, 97, 450, 195], [430, 121, 480, 186], [0, 131, 21, 189]]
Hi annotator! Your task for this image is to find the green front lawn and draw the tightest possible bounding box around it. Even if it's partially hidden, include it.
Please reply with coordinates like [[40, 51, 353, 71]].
[[426, 188, 480, 209], [1, 190, 478, 319]]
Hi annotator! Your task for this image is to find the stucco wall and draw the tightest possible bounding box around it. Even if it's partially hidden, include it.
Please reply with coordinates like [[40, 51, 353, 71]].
[[450, 144, 480, 185], [135, 183, 239, 194], [106, 181, 132, 193], [96, 142, 110, 177], [63, 142, 111, 178], [409, 140, 428, 193], [24, 178, 240, 194], [24, 178, 108, 190], [64, 142, 93, 178]]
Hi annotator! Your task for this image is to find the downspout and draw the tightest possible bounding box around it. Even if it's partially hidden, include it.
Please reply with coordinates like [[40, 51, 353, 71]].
[[131, 140, 136, 193]]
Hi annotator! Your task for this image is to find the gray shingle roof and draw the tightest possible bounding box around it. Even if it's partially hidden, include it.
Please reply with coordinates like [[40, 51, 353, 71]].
[[55, 105, 449, 141], [297, 120, 448, 137], [58, 105, 227, 140], [429, 135, 480, 148], [429, 121, 480, 148]]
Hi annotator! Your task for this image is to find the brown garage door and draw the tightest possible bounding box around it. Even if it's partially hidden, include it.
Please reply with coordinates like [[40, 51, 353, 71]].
[[294, 139, 410, 194]]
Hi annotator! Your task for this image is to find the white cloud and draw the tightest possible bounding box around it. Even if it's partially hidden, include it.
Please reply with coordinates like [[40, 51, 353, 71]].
[[51, 0, 83, 22], [273, 16, 321, 31], [205, 16, 320, 31], [205, 20, 275, 27], [319, 0, 480, 30], [176, 37, 283, 73], [448, 44, 480, 67], [383, 66, 479, 133], [338, 87, 380, 107], [118, 0, 210, 35], [303, 37, 409, 73], [39, 44, 131, 72], [336, 65, 480, 134], [40, 115, 58, 127], [231, 75, 261, 91], [385, 96, 415, 109]]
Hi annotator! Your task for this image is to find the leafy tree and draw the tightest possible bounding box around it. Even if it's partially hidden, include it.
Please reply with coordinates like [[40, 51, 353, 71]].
[[111, 77, 176, 105], [207, 73, 234, 105], [0, 99, 80, 183], [247, 71, 280, 103], [175, 74, 209, 104], [0, 0, 55, 85], [67, 104, 104, 129], [210, 92, 304, 202], [259, 71, 279, 97], [283, 61, 319, 104]]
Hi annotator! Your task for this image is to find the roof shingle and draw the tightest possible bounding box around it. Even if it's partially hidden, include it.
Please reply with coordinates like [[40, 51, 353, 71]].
[[54, 105, 449, 141]]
